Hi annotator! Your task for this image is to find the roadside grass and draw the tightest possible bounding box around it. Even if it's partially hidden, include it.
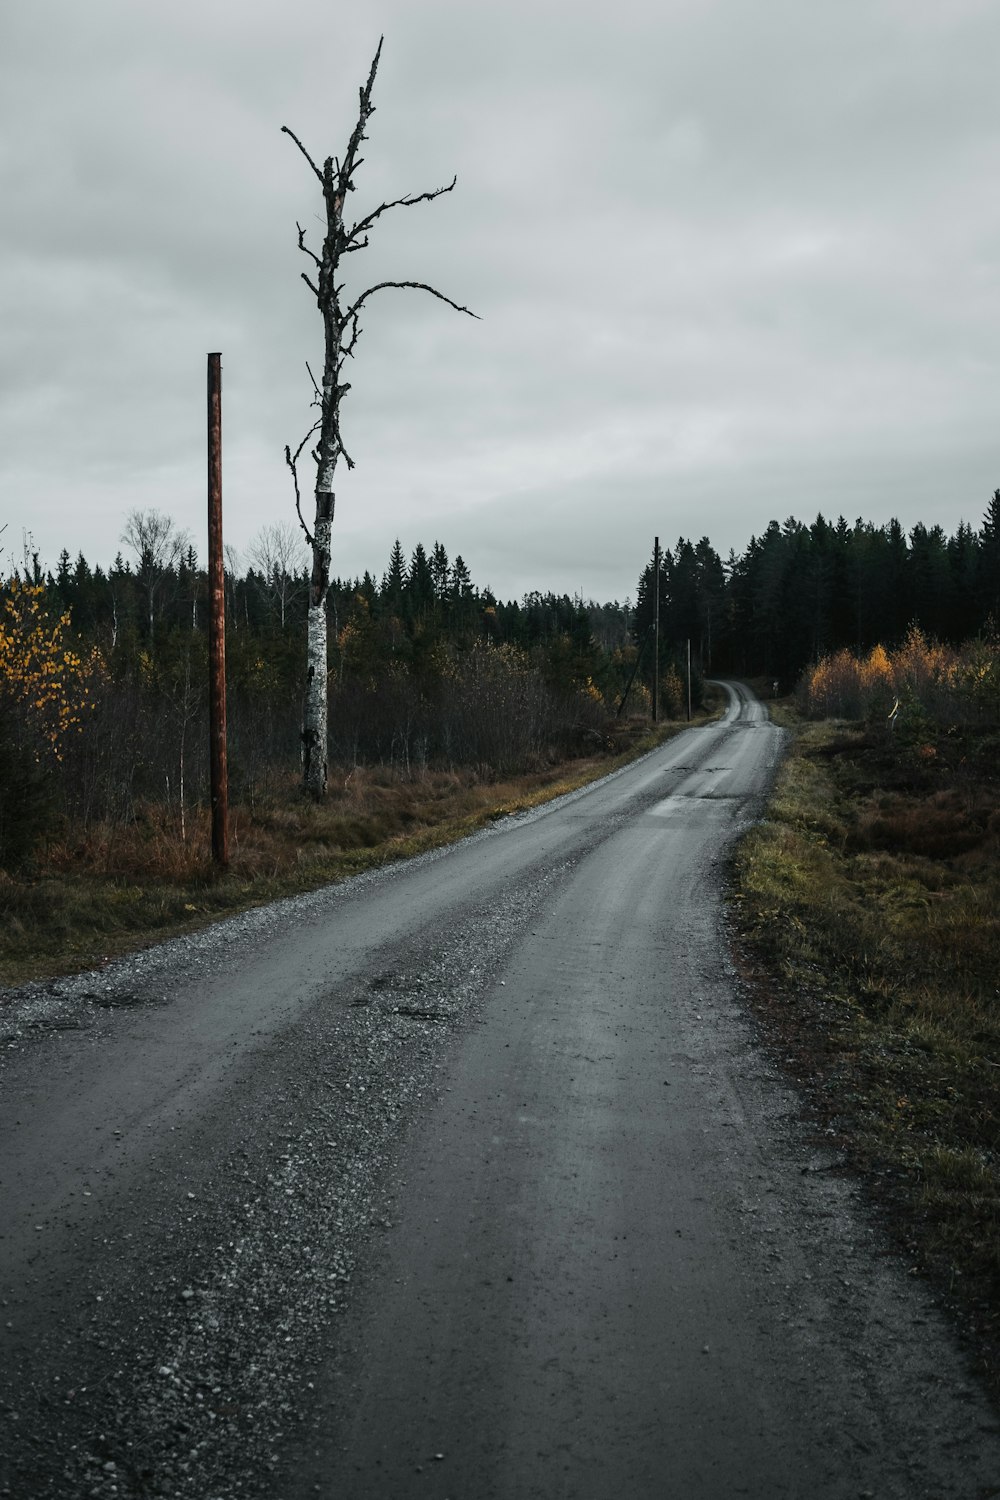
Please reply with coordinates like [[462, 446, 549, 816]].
[[0, 701, 723, 985], [731, 710, 1000, 1385]]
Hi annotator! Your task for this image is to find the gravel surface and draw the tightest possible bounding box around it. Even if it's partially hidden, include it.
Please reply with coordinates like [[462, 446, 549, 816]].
[[3, 689, 1000, 1499], [0, 812, 584, 1498]]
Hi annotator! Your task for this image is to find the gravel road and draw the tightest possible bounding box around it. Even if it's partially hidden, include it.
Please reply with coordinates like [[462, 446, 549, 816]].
[[2, 682, 999, 1499]]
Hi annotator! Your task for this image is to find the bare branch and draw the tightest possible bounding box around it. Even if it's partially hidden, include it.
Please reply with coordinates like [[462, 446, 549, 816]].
[[349, 178, 457, 242], [343, 312, 362, 359], [296, 423, 321, 459], [305, 361, 322, 400], [284, 444, 310, 546], [335, 421, 356, 471], [284, 425, 322, 546], [346, 280, 480, 323], [295, 222, 322, 268], [338, 37, 383, 187], [300, 271, 320, 298], [281, 125, 324, 184]]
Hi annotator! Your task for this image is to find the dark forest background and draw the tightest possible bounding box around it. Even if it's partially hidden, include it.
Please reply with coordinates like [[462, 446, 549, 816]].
[[2, 489, 999, 861]]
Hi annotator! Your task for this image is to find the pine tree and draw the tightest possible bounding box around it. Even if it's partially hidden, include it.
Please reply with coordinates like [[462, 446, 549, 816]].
[[450, 555, 472, 600], [694, 537, 727, 667], [382, 539, 407, 611], [408, 543, 434, 617], [430, 541, 450, 604], [978, 488, 1000, 626], [947, 522, 980, 640], [909, 523, 951, 639], [633, 544, 667, 641]]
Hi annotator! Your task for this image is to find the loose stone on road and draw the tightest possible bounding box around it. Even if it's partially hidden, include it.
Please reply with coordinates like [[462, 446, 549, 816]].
[[1, 683, 998, 1498]]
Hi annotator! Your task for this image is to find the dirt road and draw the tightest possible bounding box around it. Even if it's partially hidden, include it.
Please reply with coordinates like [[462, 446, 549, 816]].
[[2, 683, 998, 1498]]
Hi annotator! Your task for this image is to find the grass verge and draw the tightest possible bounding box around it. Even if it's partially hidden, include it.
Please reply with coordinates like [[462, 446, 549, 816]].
[[731, 708, 1000, 1391], [0, 704, 722, 986]]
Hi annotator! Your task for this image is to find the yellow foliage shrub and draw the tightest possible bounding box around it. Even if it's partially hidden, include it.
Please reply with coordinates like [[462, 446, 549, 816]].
[[859, 644, 895, 713], [804, 649, 862, 717], [804, 629, 1000, 726], [0, 582, 104, 760], [660, 666, 684, 718]]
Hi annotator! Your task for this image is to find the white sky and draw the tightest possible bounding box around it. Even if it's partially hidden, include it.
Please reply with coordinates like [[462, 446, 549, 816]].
[[2, 0, 1000, 603]]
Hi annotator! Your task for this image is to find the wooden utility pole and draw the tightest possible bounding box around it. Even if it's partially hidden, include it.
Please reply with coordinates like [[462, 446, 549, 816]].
[[652, 535, 660, 722], [207, 353, 229, 867], [687, 637, 692, 722]]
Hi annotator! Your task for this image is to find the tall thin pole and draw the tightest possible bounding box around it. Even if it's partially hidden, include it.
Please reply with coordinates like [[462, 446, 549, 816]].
[[207, 353, 229, 868], [652, 535, 660, 723], [687, 637, 692, 722]]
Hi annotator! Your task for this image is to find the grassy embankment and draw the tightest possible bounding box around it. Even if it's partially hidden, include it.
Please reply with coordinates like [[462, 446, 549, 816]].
[[0, 701, 723, 986], [732, 701, 1000, 1386]]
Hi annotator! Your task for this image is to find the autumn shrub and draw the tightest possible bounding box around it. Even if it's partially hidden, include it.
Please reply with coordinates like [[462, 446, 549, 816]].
[[954, 637, 1000, 724], [0, 580, 104, 760], [661, 666, 684, 719], [858, 642, 896, 718], [801, 628, 999, 729], [0, 580, 104, 865], [798, 648, 863, 718], [893, 626, 958, 713]]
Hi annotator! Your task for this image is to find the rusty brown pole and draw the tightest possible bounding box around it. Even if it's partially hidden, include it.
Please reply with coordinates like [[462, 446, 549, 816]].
[[652, 535, 660, 722], [207, 353, 229, 867], [687, 637, 692, 722]]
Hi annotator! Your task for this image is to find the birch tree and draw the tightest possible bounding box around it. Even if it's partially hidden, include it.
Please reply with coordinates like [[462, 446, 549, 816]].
[[246, 521, 307, 630], [283, 37, 477, 798], [120, 508, 191, 649]]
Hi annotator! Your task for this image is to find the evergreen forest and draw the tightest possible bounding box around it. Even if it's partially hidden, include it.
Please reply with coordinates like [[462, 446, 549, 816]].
[[2, 489, 999, 871]]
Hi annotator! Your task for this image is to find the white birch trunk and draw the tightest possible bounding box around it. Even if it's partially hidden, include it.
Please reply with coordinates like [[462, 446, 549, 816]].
[[301, 495, 333, 798], [302, 600, 328, 797]]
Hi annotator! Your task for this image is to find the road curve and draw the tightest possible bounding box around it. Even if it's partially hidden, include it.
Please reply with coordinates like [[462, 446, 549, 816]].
[[2, 683, 998, 1499]]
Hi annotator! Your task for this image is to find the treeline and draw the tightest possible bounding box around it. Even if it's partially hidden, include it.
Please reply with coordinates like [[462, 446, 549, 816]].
[[0, 520, 646, 861], [636, 491, 1000, 688], [3, 488, 999, 865], [24, 490, 1000, 706], [27, 530, 634, 701]]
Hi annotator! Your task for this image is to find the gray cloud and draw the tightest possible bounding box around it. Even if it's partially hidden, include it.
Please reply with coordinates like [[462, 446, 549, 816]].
[[2, 0, 999, 600]]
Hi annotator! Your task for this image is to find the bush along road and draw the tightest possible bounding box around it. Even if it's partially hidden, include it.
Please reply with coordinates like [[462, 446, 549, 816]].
[[2, 683, 999, 1499]]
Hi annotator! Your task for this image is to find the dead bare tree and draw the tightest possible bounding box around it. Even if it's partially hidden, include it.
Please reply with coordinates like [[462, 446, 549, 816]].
[[283, 36, 477, 799], [120, 508, 191, 648], [246, 521, 308, 630]]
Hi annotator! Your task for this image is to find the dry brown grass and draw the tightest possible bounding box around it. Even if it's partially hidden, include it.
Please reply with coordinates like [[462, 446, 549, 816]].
[[731, 711, 1000, 1391]]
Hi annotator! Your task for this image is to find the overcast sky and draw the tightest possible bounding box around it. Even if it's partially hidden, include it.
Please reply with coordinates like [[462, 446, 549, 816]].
[[2, 0, 1000, 603]]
